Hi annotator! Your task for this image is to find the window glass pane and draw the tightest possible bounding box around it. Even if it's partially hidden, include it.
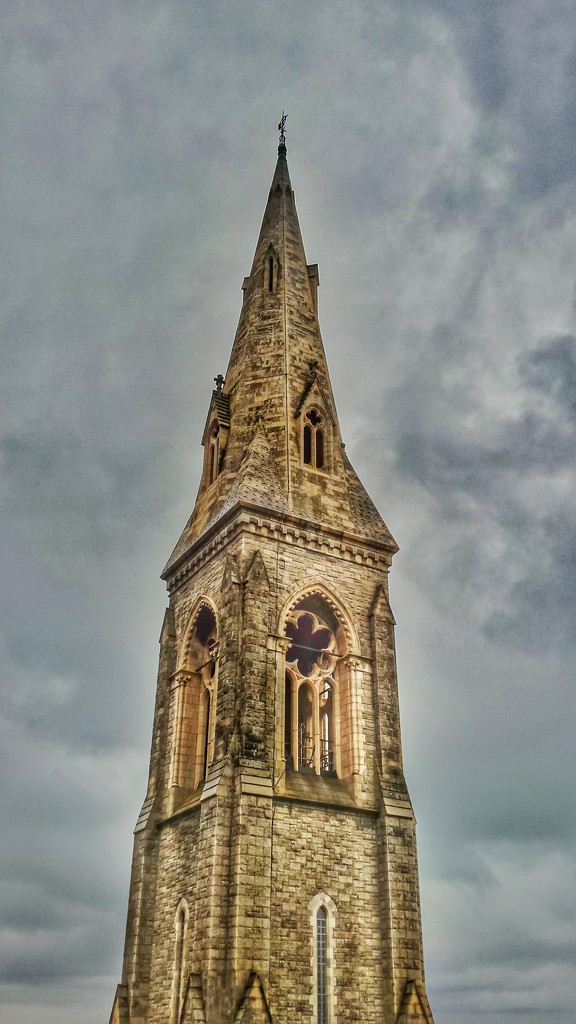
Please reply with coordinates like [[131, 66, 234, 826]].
[[317, 906, 328, 1024]]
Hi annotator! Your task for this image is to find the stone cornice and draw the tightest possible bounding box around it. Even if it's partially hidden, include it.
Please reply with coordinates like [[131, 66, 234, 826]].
[[163, 500, 394, 593]]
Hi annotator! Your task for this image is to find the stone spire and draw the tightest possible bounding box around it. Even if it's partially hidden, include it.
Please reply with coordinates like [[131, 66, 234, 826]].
[[163, 130, 396, 578]]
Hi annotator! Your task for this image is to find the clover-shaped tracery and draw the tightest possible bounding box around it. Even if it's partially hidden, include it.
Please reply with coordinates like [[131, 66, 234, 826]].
[[285, 610, 337, 680]]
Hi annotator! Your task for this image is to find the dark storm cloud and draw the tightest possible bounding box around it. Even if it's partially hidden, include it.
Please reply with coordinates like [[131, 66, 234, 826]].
[[403, 0, 576, 198], [360, 321, 576, 655], [434, 1, 511, 111], [523, 333, 576, 420]]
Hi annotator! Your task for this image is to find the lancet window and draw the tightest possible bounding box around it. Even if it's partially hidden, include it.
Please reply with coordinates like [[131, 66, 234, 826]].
[[171, 604, 218, 791], [207, 422, 220, 485], [284, 596, 343, 776], [316, 906, 328, 1024], [303, 408, 325, 470], [264, 246, 279, 294], [309, 893, 337, 1024], [171, 899, 189, 1024]]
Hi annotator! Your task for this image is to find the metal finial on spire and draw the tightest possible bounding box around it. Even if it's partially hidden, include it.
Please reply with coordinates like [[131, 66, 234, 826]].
[[278, 111, 287, 153]]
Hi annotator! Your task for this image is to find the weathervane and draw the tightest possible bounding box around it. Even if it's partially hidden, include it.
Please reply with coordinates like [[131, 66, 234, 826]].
[[278, 111, 287, 150]]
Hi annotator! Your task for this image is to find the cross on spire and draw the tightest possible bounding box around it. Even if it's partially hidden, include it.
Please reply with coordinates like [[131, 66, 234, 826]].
[[278, 111, 287, 154]]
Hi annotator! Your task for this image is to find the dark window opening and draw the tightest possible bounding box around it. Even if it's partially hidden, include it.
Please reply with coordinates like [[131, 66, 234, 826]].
[[268, 257, 274, 292], [286, 613, 332, 678], [303, 424, 312, 465], [208, 425, 220, 485], [303, 410, 326, 470], [316, 429, 324, 469]]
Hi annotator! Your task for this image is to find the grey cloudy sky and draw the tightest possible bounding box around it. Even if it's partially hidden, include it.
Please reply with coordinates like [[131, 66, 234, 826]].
[[1, 2, 575, 1022]]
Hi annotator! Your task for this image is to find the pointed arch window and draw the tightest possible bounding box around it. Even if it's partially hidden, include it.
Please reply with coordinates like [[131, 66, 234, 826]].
[[309, 893, 337, 1024], [208, 423, 220, 485], [303, 408, 325, 470], [264, 247, 279, 294], [171, 899, 189, 1024], [316, 906, 328, 1024], [171, 605, 218, 792], [283, 597, 344, 776]]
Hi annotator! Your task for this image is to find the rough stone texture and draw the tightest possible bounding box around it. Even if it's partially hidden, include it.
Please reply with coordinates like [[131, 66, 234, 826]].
[[111, 143, 435, 1024]]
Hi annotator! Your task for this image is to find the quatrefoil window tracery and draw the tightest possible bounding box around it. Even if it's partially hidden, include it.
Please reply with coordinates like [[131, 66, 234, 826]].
[[285, 610, 337, 681]]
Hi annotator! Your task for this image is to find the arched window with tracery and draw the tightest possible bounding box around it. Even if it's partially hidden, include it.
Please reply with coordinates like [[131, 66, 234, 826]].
[[303, 408, 325, 470], [283, 595, 348, 777], [171, 604, 218, 791], [171, 899, 189, 1024]]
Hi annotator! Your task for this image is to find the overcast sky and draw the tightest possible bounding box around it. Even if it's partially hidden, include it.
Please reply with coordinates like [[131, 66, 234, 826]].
[[2, 3, 575, 1023]]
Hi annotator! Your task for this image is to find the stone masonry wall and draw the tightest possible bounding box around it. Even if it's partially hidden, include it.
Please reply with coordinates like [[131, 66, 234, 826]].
[[121, 513, 427, 1024], [270, 801, 388, 1024]]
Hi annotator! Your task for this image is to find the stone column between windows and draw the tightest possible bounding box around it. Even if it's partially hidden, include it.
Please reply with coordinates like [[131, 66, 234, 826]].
[[273, 636, 292, 782], [341, 655, 365, 798], [169, 670, 194, 790]]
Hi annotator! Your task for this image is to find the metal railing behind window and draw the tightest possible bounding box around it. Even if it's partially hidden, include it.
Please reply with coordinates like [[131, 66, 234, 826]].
[[298, 724, 314, 768], [320, 739, 334, 774]]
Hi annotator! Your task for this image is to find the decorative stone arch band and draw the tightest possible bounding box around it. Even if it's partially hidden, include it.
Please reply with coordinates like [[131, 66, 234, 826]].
[[171, 598, 219, 792], [308, 892, 337, 1024]]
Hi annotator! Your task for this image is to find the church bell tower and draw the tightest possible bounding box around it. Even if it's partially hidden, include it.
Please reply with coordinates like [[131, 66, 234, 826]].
[[110, 122, 436, 1024]]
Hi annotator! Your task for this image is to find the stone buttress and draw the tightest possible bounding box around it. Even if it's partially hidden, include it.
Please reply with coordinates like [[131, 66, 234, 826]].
[[110, 132, 436, 1024]]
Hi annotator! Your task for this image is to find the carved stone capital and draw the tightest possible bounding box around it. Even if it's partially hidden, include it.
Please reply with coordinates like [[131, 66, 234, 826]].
[[340, 654, 365, 671], [171, 669, 194, 689]]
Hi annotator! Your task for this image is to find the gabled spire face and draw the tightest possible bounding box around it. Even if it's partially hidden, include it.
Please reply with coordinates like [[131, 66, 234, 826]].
[[163, 144, 396, 577]]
